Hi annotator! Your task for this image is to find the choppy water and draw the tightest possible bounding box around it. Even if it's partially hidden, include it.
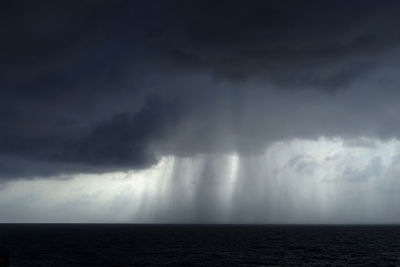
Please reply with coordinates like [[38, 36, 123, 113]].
[[1, 224, 400, 266]]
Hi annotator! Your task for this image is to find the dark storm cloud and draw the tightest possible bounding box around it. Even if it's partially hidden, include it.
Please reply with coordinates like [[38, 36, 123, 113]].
[[62, 96, 180, 168], [151, 0, 400, 89], [0, 95, 181, 178], [1, 0, 400, 178]]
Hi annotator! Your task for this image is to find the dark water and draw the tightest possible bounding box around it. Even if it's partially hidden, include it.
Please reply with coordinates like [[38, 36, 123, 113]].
[[1, 224, 400, 266]]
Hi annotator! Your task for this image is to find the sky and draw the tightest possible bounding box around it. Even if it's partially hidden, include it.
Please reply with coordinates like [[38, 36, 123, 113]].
[[2, 0, 400, 223]]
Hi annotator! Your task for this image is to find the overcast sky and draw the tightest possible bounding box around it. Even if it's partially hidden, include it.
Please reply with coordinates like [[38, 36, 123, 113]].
[[2, 1, 400, 223]]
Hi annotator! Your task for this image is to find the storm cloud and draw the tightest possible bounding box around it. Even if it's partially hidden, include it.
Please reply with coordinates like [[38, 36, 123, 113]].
[[2, 0, 400, 179]]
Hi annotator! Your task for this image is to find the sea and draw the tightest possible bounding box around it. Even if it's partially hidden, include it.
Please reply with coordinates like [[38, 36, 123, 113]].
[[0, 224, 400, 266]]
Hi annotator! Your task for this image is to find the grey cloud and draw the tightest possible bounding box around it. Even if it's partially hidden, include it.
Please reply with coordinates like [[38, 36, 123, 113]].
[[149, 0, 400, 89], [2, 1, 400, 178], [0, 96, 181, 179], [324, 156, 383, 183], [62, 96, 181, 168], [343, 137, 379, 148]]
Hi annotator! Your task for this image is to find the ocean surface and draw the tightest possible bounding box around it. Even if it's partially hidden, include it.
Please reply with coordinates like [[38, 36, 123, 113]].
[[0, 224, 400, 266]]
